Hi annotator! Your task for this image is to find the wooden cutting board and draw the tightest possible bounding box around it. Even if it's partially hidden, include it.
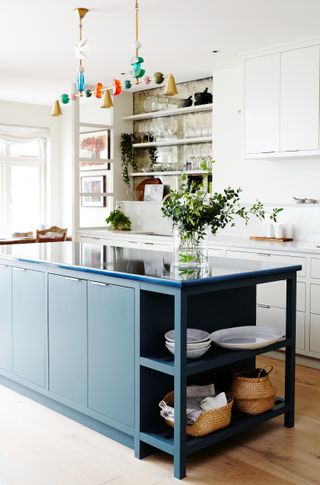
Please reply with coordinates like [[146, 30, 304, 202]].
[[250, 236, 294, 242]]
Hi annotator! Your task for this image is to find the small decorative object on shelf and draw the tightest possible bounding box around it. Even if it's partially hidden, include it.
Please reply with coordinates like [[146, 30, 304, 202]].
[[105, 209, 131, 231], [162, 177, 283, 268], [194, 87, 213, 105]]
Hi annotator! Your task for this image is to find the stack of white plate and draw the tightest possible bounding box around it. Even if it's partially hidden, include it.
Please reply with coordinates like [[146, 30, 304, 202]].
[[165, 328, 211, 359]]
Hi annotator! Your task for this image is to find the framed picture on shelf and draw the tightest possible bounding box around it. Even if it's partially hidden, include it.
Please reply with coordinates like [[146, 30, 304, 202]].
[[144, 183, 164, 202], [81, 175, 106, 207], [80, 160, 111, 171]]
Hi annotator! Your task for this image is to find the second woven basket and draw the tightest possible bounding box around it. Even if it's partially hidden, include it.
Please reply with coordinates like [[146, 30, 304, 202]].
[[230, 366, 277, 415]]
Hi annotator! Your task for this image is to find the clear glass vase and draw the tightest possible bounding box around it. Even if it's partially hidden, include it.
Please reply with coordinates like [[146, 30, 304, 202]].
[[173, 230, 208, 268]]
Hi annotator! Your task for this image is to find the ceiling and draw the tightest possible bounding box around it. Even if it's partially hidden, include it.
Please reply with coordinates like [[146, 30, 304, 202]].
[[1, 0, 320, 105]]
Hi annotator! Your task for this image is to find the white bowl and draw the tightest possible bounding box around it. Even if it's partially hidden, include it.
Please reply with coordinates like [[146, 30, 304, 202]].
[[165, 343, 211, 359], [165, 339, 211, 350], [165, 328, 210, 344]]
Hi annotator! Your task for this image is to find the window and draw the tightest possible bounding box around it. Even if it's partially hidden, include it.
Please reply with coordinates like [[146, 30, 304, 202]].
[[0, 136, 46, 236]]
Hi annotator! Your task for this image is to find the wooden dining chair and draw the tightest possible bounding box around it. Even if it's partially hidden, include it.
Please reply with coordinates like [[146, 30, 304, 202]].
[[35, 226, 67, 243]]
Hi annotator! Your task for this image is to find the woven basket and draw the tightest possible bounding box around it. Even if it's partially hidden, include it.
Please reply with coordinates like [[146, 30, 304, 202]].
[[230, 366, 277, 415], [162, 391, 233, 437]]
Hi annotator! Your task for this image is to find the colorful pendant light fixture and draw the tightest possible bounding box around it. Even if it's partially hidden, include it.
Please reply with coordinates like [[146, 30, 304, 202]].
[[51, 1, 178, 117]]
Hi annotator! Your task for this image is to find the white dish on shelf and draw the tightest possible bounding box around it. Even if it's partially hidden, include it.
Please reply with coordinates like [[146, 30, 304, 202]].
[[165, 328, 210, 344], [165, 343, 211, 359], [210, 326, 284, 350], [165, 339, 211, 350]]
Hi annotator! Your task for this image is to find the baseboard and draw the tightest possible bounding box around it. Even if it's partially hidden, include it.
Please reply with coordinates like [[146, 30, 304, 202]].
[[0, 374, 134, 449], [265, 350, 320, 370]]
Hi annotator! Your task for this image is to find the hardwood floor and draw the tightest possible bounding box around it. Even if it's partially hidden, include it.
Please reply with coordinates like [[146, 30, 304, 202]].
[[0, 355, 319, 485]]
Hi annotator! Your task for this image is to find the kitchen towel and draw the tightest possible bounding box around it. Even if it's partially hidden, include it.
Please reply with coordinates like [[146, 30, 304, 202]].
[[200, 392, 228, 411], [159, 383, 217, 425]]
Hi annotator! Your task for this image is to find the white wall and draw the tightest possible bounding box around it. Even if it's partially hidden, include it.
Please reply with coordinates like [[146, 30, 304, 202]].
[[0, 99, 62, 227], [212, 66, 320, 241]]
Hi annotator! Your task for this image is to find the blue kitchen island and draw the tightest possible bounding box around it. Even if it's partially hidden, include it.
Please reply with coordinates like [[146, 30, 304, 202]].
[[0, 242, 300, 479]]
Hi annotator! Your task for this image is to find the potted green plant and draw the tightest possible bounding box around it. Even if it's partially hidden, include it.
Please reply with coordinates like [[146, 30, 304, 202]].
[[105, 209, 131, 231], [120, 133, 137, 185], [162, 183, 282, 267]]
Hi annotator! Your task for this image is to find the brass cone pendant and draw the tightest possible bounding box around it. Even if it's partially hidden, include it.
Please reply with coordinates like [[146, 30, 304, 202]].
[[51, 100, 63, 117], [101, 90, 114, 109], [163, 74, 178, 96]]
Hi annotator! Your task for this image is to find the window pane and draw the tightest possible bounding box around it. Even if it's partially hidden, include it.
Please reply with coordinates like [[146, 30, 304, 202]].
[[9, 139, 41, 158], [0, 141, 5, 157], [10, 165, 42, 232]]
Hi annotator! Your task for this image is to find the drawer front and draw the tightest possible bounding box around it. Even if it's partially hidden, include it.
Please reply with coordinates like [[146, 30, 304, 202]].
[[310, 314, 320, 353], [311, 258, 320, 279], [257, 281, 305, 312], [208, 248, 224, 257], [226, 250, 305, 276], [114, 239, 172, 252], [310, 284, 320, 314], [257, 305, 305, 350]]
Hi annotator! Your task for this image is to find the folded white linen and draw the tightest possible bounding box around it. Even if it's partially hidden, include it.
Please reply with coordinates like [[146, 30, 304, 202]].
[[186, 384, 216, 398], [159, 384, 217, 425], [200, 392, 228, 411]]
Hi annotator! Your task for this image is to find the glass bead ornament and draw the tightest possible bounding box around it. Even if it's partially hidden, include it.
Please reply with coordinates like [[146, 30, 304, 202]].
[[61, 93, 70, 104]]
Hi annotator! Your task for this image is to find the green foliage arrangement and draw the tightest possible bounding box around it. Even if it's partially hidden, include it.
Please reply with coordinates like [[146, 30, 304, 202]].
[[105, 209, 131, 231], [120, 133, 137, 185], [162, 183, 283, 246]]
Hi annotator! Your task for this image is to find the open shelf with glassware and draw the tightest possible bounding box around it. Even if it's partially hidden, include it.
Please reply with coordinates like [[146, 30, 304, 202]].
[[129, 169, 211, 177], [123, 103, 213, 121], [132, 136, 212, 148]]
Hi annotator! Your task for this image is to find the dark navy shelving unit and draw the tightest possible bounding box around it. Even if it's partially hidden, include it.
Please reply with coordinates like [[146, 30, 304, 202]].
[[137, 270, 298, 479]]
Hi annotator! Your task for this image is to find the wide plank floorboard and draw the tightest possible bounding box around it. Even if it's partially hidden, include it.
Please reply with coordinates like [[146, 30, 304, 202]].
[[0, 355, 318, 485]]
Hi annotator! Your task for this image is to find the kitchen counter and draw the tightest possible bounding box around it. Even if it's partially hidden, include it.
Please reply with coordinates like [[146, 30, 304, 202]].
[[78, 228, 320, 255], [0, 242, 299, 479]]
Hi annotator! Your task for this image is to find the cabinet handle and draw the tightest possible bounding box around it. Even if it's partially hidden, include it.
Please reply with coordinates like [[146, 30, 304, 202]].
[[64, 276, 81, 282], [257, 304, 271, 309], [15, 267, 27, 272], [91, 281, 109, 287], [261, 151, 275, 154], [285, 149, 299, 152], [144, 242, 154, 246], [257, 253, 271, 257], [128, 241, 138, 244]]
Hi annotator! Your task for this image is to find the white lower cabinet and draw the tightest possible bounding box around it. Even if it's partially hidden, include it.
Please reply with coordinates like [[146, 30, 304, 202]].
[[257, 305, 305, 351], [226, 249, 306, 277], [310, 284, 320, 314], [257, 281, 306, 312], [310, 314, 320, 354]]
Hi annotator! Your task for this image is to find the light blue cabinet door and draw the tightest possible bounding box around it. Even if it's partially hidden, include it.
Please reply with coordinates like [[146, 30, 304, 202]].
[[12, 268, 46, 387], [88, 281, 135, 427], [0, 264, 12, 371], [48, 274, 87, 406]]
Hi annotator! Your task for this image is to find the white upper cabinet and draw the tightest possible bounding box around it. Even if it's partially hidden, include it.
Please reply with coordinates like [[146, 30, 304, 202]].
[[280, 45, 320, 152], [244, 54, 280, 154], [243, 41, 320, 158]]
